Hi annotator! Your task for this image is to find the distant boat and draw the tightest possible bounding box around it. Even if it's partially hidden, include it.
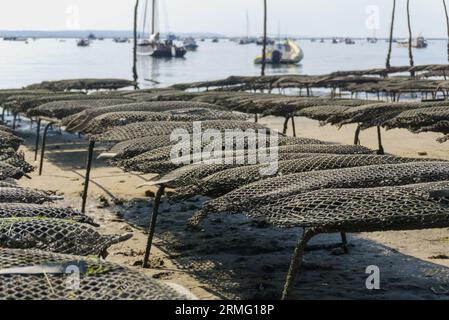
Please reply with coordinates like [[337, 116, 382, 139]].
[[212, 38, 219, 43], [183, 37, 198, 50], [367, 37, 378, 43], [332, 38, 339, 44], [77, 39, 90, 47], [88, 33, 97, 40], [3, 37, 27, 41], [256, 37, 275, 46], [113, 37, 128, 43], [254, 40, 304, 65], [320, 38, 325, 43], [345, 38, 355, 45], [397, 36, 428, 48]]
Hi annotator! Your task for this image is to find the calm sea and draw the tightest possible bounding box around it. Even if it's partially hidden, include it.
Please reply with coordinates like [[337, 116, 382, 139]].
[[0, 38, 448, 89]]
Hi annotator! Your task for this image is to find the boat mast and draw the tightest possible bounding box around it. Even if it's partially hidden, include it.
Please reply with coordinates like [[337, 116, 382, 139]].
[[152, 0, 156, 35], [141, 0, 149, 38]]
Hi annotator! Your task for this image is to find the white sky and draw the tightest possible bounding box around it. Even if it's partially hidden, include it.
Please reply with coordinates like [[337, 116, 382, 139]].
[[0, 0, 447, 37]]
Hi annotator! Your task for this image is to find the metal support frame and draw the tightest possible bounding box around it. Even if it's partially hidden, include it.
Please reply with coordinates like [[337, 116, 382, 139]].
[[34, 119, 41, 161], [81, 140, 96, 213], [142, 184, 166, 268], [38, 122, 55, 176], [354, 124, 361, 145], [291, 116, 297, 137], [282, 228, 319, 300], [12, 113, 17, 130], [340, 232, 349, 254], [377, 126, 385, 155]]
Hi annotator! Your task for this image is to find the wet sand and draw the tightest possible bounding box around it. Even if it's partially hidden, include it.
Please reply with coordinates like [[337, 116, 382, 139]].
[[11, 115, 449, 300]]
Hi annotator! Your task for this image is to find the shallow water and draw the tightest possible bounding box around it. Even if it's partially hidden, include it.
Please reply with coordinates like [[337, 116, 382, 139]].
[[0, 38, 448, 89]]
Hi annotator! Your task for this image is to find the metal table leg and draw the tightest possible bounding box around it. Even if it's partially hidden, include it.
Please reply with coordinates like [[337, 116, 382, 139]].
[[81, 140, 96, 213], [142, 184, 166, 268], [34, 119, 41, 161], [38, 122, 54, 176], [281, 228, 319, 300]]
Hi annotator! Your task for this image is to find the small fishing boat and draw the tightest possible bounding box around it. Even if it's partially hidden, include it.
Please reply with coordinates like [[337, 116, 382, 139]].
[[183, 37, 198, 50], [397, 36, 428, 48], [212, 38, 219, 43], [254, 40, 304, 65], [77, 39, 90, 47]]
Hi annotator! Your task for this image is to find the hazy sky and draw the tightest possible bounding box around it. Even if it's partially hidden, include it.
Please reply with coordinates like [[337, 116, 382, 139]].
[[0, 0, 447, 37]]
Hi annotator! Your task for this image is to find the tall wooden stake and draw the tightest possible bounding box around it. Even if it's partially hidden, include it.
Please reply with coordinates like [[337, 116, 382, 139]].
[[386, 0, 396, 68]]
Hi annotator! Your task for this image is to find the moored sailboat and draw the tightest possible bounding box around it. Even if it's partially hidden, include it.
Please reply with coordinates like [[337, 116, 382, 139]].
[[137, 0, 187, 58]]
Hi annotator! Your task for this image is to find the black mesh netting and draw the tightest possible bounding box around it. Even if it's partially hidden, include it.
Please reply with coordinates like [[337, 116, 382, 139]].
[[108, 134, 328, 161], [117, 143, 373, 173], [154, 153, 323, 189], [0, 131, 23, 151], [0, 203, 98, 227], [27, 99, 133, 119], [0, 217, 131, 256], [174, 154, 436, 198], [248, 180, 449, 233], [0, 162, 28, 180], [0, 187, 55, 204], [385, 106, 449, 134], [63, 101, 223, 132], [93, 120, 274, 142], [297, 105, 353, 122], [0, 149, 34, 173], [326, 101, 449, 129], [81, 109, 247, 135], [193, 162, 449, 225], [0, 248, 187, 300]]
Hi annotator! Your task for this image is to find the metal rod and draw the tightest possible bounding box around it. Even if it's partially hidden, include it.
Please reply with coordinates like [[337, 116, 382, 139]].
[[377, 126, 385, 155], [340, 232, 349, 254], [81, 140, 96, 213], [282, 117, 290, 135], [353, 124, 361, 145], [291, 116, 297, 137], [282, 228, 318, 300], [34, 119, 41, 161], [143, 184, 166, 268], [12, 113, 17, 130], [38, 122, 54, 176]]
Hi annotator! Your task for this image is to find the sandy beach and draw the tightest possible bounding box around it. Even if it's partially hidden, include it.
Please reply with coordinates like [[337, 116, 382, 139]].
[[9, 114, 449, 300]]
